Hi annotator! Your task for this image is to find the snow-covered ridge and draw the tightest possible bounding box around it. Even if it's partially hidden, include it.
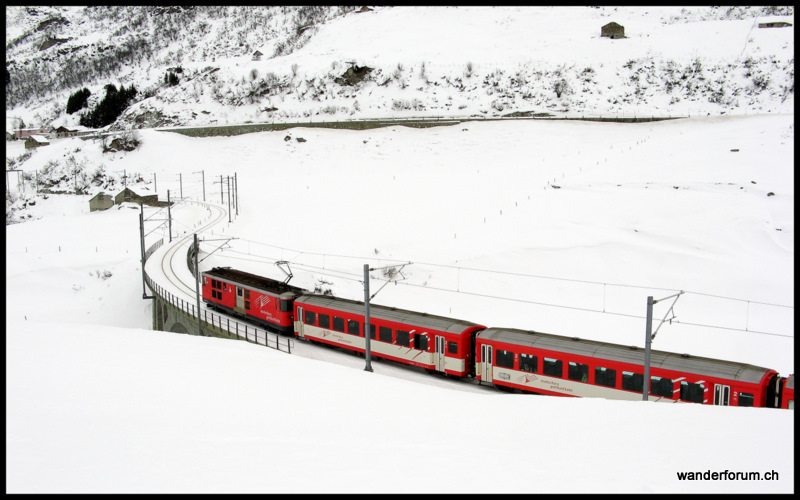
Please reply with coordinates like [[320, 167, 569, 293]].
[[5, 6, 794, 130]]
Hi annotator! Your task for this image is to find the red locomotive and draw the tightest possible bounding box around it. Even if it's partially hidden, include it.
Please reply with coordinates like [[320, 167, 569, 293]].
[[201, 267, 306, 334], [198, 266, 792, 409]]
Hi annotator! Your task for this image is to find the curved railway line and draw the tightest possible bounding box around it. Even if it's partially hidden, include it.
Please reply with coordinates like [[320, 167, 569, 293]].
[[155, 200, 228, 299]]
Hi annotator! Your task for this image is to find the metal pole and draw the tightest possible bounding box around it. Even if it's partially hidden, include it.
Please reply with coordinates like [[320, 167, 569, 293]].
[[179, 173, 183, 199], [167, 189, 172, 243], [139, 207, 148, 298], [234, 172, 238, 215], [220, 175, 223, 203], [202, 170, 205, 201], [154, 172, 157, 194], [123, 169, 127, 189], [194, 233, 203, 336], [364, 264, 373, 372], [643, 296, 654, 401], [227, 176, 231, 223]]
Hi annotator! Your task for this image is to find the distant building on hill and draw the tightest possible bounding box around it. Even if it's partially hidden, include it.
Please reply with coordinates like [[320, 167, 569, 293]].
[[25, 135, 50, 149], [115, 187, 159, 207], [601, 22, 625, 39], [89, 192, 115, 212], [758, 21, 792, 28], [252, 50, 263, 61], [14, 127, 49, 140]]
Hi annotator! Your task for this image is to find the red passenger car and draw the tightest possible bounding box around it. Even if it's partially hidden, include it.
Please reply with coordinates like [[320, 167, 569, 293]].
[[201, 267, 307, 334], [779, 375, 794, 409], [294, 294, 486, 377], [475, 328, 782, 407]]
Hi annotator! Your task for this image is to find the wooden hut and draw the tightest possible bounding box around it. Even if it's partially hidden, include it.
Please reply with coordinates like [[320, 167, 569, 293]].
[[89, 192, 114, 212], [601, 22, 625, 39]]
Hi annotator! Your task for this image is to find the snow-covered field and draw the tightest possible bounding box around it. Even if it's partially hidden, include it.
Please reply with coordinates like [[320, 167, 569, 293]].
[[5, 5, 794, 494], [6, 113, 793, 493]]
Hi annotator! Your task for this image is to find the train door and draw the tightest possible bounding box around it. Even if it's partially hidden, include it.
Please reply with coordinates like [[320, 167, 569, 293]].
[[434, 335, 446, 372], [235, 286, 245, 314], [296, 306, 305, 338], [481, 344, 493, 383], [713, 384, 730, 406]]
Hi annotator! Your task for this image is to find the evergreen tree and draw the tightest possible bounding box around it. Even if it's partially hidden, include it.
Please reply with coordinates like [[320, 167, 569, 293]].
[[66, 87, 91, 114]]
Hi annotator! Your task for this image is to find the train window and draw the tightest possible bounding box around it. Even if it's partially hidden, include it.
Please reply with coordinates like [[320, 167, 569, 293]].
[[379, 326, 392, 343], [304, 310, 316, 325], [245, 300, 250, 310], [680, 381, 705, 404], [396, 330, 410, 347], [245, 289, 250, 299], [520, 353, 537, 373], [237, 287, 243, 297], [595, 367, 616, 388], [414, 333, 428, 351], [367, 324, 376, 339], [496, 349, 514, 369], [318, 314, 330, 329], [448, 341, 458, 354], [568, 362, 589, 382], [650, 376, 674, 398], [543, 358, 563, 377], [622, 371, 644, 393], [347, 319, 360, 336], [278, 300, 290, 312], [333, 316, 345, 332], [738, 393, 755, 407]]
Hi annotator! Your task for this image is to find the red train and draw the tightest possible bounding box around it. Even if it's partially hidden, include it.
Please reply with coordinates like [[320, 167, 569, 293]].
[[202, 267, 305, 334], [201, 266, 793, 409]]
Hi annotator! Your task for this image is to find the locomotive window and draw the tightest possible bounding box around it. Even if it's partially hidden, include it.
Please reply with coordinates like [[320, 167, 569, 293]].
[[680, 381, 705, 404], [347, 319, 360, 336], [414, 333, 428, 351], [237, 287, 243, 297], [318, 314, 330, 329], [245, 300, 251, 310], [304, 310, 316, 325], [396, 330, 410, 347], [650, 376, 674, 398], [333, 316, 345, 332], [245, 289, 250, 299], [622, 371, 644, 393], [379, 326, 392, 343], [543, 357, 563, 377], [595, 367, 616, 388], [520, 353, 537, 373], [496, 349, 514, 369], [278, 300, 291, 312], [448, 341, 458, 354], [568, 362, 589, 382], [738, 393, 755, 407]]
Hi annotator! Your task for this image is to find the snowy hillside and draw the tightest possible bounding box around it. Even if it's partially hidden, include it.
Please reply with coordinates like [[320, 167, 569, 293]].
[[5, 6, 794, 494], [5, 6, 795, 130]]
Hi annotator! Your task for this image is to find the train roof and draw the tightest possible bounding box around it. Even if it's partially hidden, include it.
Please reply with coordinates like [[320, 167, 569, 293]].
[[296, 294, 484, 334], [478, 328, 775, 385], [202, 267, 307, 297]]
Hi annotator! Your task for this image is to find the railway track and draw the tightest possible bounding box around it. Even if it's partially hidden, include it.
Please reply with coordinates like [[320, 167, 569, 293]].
[[156, 200, 228, 299]]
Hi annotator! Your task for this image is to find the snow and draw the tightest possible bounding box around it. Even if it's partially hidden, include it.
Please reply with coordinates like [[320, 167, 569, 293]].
[[6, 6, 794, 494]]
